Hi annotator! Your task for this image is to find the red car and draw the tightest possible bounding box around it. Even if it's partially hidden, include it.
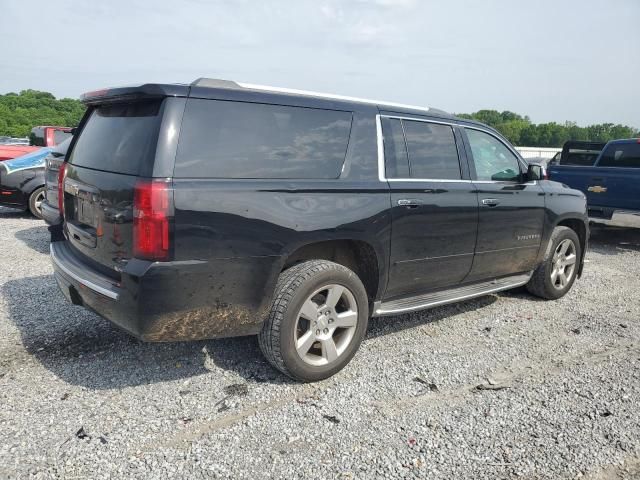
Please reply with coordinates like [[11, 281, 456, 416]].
[[0, 126, 73, 161]]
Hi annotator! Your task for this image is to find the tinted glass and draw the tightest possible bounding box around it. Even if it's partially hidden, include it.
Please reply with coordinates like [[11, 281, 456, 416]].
[[69, 100, 162, 175], [403, 121, 460, 179], [382, 118, 409, 178], [175, 99, 352, 179], [562, 149, 600, 166], [53, 130, 72, 145], [466, 129, 521, 181], [30, 127, 44, 146], [598, 142, 640, 168]]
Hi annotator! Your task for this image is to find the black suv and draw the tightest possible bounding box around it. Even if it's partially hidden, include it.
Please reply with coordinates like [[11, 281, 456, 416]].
[[50, 79, 588, 381]]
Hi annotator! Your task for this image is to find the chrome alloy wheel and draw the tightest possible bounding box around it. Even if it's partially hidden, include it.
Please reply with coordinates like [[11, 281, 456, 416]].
[[294, 284, 359, 366], [34, 190, 45, 214], [550, 239, 577, 289]]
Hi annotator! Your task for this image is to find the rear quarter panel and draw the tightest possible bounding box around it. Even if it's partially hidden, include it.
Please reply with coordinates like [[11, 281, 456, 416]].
[[171, 109, 391, 322]]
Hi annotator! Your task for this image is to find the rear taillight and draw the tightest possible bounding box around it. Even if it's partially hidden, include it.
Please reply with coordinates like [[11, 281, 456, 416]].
[[57, 162, 67, 214], [133, 179, 172, 261]]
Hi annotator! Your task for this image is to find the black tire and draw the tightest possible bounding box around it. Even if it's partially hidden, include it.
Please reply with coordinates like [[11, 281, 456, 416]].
[[28, 187, 46, 219], [526, 226, 581, 300], [258, 260, 369, 382]]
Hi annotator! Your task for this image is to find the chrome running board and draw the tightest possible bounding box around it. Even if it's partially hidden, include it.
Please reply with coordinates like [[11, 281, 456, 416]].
[[373, 272, 532, 317]]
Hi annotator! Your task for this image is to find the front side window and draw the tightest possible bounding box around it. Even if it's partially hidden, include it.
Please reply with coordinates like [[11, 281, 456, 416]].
[[466, 129, 521, 182], [598, 142, 640, 168], [403, 120, 461, 179], [174, 99, 352, 179]]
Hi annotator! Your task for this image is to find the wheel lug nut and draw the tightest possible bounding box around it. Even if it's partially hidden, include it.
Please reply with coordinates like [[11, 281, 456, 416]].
[[315, 329, 320, 335], [323, 328, 328, 334]]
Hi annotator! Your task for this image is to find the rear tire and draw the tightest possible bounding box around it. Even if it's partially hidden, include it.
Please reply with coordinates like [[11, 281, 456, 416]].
[[526, 226, 581, 300], [258, 260, 369, 382], [28, 187, 46, 219]]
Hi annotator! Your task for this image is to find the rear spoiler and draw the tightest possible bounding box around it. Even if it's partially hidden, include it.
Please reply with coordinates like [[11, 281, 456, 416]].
[[80, 83, 190, 105]]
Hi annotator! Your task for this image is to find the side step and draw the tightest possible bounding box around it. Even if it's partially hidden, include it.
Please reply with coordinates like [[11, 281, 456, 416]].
[[373, 272, 532, 317]]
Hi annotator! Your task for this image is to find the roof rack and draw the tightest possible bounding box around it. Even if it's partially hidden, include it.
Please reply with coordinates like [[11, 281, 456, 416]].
[[191, 78, 433, 113]]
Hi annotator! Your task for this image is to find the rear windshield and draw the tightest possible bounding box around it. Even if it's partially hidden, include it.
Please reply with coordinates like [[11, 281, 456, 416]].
[[174, 99, 352, 179], [30, 128, 44, 146], [561, 149, 600, 166], [598, 142, 640, 168], [68, 100, 162, 175], [53, 130, 72, 145]]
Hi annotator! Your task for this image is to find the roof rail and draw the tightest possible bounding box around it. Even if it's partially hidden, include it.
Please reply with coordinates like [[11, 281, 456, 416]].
[[191, 78, 433, 113], [191, 78, 242, 89]]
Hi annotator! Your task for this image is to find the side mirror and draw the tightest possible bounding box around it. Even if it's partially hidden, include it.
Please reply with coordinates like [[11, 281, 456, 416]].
[[527, 163, 546, 181]]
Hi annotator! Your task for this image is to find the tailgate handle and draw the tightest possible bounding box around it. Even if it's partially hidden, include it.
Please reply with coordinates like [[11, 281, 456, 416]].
[[67, 223, 97, 249]]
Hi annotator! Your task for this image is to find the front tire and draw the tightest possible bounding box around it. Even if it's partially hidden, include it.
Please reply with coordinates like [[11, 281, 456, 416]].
[[258, 260, 369, 382], [28, 187, 46, 219], [526, 226, 581, 300]]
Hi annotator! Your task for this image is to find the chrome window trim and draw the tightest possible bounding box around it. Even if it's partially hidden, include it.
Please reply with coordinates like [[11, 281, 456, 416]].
[[376, 114, 469, 183], [376, 113, 537, 185], [381, 114, 457, 128], [375, 114, 386, 182], [238, 82, 431, 113], [387, 178, 473, 183]]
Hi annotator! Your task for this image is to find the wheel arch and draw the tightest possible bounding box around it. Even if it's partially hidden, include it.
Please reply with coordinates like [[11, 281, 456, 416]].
[[280, 239, 383, 304], [555, 216, 588, 277]]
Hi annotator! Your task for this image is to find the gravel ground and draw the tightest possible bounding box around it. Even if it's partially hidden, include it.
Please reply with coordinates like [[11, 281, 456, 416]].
[[0, 205, 639, 479]]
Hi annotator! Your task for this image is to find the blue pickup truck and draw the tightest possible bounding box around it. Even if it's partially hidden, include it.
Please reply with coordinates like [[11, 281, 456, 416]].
[[548, 138, 640, 219]]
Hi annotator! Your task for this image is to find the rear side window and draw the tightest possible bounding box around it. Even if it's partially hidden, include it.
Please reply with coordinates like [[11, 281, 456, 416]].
[[403, 120, 461, 179], [382, 118, 409, 178], [598, 142, 640, 168], [174, 99, 352, 179], [68, 100, 162, 175]]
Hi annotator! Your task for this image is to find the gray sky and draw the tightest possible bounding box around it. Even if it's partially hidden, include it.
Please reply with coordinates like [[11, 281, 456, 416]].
[[1, 0, 638, 127]]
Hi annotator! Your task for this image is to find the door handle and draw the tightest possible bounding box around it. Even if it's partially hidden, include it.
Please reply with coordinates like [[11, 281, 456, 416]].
[[481, 198, 500, 207], [397, 199, 420, 208]]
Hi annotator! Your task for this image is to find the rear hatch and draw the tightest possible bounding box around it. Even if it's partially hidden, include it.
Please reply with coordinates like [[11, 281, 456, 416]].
[[62, 99, 166, 275]]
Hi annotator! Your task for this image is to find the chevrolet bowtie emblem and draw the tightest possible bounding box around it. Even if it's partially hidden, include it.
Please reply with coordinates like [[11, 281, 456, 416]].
[[587, 185, 607, 193]]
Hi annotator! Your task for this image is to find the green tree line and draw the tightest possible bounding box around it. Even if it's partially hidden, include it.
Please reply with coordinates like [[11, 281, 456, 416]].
[[0, 90, 85, 137], [457, 110, 639, 147], [1, 90, 638, 147]]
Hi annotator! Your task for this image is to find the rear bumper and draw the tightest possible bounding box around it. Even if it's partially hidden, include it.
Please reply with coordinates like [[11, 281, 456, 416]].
[[41, 201, 62, 226], [51, 240, 276, 341]]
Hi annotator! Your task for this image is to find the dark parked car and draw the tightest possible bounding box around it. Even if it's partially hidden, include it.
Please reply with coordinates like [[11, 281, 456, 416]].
[[0, 148, 51, 217], [0, 126, 73, 162], [41, 137, 72, 225], [50, 79, 589, 381], [548, 138, 640, 219]]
